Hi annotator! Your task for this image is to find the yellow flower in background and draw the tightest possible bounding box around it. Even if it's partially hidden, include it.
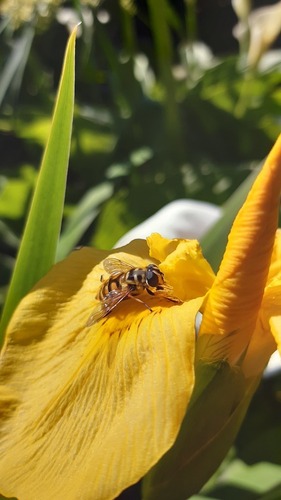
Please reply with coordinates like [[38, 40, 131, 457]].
[[1, 134, 281, 500]]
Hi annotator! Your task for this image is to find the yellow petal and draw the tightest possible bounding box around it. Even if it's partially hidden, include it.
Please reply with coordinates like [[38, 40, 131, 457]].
[[148, 233, 215, 301], [266, 266, 281, 353], [240, 316, 277, 377], [240, 229, 281, 374], [240, 229, 281, 376], [0, 237, 203, 500], [262, 229, 281, 357], [268, 229, 281, 282], [269, 316, 281, 358], [259, 278, 281, 366], [200, 135, 281, 362]]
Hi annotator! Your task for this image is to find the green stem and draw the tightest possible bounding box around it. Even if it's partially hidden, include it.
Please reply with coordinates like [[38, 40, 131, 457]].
[[147, 0, 183, 156]]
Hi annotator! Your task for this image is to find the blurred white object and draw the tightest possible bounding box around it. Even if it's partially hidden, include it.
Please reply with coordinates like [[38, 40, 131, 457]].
[[56, 7, 93, 35], [233, 1, 281, 67], [232, 0, 251, 22], [264, 350, 281, 378], [115, 199, 222, 247]]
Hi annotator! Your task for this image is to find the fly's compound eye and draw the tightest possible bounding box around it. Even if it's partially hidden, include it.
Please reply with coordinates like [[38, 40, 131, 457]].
[[146, 265, 160, 287]]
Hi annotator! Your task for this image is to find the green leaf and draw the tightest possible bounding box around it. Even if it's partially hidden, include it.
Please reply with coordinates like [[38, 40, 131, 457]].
[[201, 168, 260, 272], [217, 460, 281, 494], [198, 460, 281, 499], [56, 182, 113, 261], [0, 27, 77, 345], [0, 24, 34, 110], [0, 167, 36, 219], [91, 190, 138, 249], [147, 0, 182, 150]]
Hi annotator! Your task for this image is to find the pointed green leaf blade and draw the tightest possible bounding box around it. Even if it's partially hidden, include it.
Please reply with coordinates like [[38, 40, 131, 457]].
[[0, 27, 77, 344]]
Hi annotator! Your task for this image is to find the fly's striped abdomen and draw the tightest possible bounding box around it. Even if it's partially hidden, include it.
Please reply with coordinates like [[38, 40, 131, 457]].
[[98, 273, 132, 300]]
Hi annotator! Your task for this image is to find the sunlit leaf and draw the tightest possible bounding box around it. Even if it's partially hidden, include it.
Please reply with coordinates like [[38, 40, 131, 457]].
[[0, 169, 35, 219], [199, 459, 281, 499], [0, 27, 77, 345], [92, 191, 138, 249]]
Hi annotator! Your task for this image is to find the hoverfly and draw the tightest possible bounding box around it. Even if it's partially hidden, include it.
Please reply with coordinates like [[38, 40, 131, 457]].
[[86, 258, 180, 326]]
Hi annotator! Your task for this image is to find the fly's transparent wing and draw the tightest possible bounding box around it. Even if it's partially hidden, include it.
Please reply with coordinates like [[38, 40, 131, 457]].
[[103, 258, 133, 275], [86, 302, 106, 326], [86, 288, 131, 327]]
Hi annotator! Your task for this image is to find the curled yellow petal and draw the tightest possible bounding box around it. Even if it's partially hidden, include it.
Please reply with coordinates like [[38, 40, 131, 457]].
[[269, 316, 281, 358], [0, 235, 204, 500], [268, 228, 281, 282], [148, 233, 215, 301], [201, 135, 281, 358], [240, 229, 281, 376], [257, 242, 281, 367]]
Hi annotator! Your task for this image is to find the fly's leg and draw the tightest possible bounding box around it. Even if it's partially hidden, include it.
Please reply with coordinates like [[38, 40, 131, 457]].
[[128, 294, 153, 312], [148, 286, 182, 304]]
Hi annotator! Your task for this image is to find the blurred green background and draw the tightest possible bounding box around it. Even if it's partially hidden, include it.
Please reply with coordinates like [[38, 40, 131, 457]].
[[0, 1, 281, 499]]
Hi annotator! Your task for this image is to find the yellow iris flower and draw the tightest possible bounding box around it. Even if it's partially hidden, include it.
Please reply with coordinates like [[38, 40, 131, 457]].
[[0, 135, 281, 500]]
